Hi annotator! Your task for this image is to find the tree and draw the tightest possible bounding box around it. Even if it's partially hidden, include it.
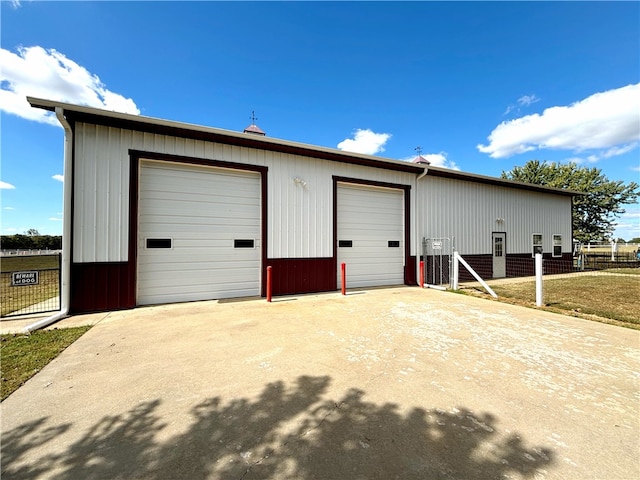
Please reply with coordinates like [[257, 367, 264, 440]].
[[1, 233, 61, 250], [501, 160, 639, 243]]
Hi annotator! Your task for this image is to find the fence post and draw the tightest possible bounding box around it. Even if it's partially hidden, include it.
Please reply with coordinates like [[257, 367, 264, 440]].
[[341, 263, 346, 295], [58, 252, 62, 309], [419, 260, 424, 288], [452, 251, 459, 290], [535, 253, 543, 307]]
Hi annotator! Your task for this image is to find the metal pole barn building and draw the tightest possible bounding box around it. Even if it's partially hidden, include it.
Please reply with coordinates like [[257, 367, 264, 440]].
[[28, 98, 575, 315]]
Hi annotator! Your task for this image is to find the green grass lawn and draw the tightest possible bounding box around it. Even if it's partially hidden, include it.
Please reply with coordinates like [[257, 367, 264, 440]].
[[1, 255, 60, 272], [0, 326, 91, 401], [475, 272, 640, 328]]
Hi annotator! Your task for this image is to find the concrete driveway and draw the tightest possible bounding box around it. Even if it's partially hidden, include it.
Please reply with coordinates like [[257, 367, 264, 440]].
[[1, 287, 638, 480]]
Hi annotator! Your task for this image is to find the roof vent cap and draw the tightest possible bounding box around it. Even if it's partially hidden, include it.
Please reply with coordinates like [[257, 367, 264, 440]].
[[412, 146, 430, 165], [243, 111, 266, 136]]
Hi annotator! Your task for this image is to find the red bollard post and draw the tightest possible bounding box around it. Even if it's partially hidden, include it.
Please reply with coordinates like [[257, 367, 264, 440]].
[[341, 262, 346, 295], [419, 260, 424, 288], [266, 266, 272, 302]]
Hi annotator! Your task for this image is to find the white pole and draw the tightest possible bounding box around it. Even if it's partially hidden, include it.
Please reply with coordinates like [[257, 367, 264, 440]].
[[455, 252, 497, 298], [24, 107, 72, 332], [535, 253, 543, 307], [611, 240, 616, 261], [452, 250, 459, 290]]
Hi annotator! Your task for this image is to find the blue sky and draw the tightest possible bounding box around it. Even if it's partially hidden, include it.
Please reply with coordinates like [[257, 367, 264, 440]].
[[2, 1, 639, 240]]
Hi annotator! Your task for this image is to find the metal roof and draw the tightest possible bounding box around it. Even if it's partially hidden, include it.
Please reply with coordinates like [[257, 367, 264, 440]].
[[27, 97, 580, 196], [243, 124, 266, 135]]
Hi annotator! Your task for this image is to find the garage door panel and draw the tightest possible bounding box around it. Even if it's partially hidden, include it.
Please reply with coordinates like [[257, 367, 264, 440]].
[[138, 160, 261, 305], [337, 183, 404, 288], [139, 257, 260, 271], [144, 239, 258, 249], [144, 192, 257, 207], [140, 287, 258, 305], [141, 202, 260, 216], [138, 268, 260, 288], [339, 242, 403, 249]]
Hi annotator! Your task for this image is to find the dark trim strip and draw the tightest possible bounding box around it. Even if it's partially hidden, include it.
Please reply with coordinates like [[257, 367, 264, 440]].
[[404, 183, 412, 284], [128, 155, 140, 302], [333, 176, 412, 192], [424, 169, 576, 196], [31, 98, 577, 195], [129, 150, 269, 175]]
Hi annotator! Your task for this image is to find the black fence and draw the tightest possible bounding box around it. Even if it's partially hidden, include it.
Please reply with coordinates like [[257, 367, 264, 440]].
[[1, 254, 61, 317], [581, 253, 640, 270]]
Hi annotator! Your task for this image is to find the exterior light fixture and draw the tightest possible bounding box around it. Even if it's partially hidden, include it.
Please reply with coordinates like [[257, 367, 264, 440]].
[[293, 177, 307, 187]]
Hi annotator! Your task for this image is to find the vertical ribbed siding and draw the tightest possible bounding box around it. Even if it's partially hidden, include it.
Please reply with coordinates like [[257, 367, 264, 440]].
[[74, 124, 131, 263], [420, 176, 572, 255], [74, 123, 416, 263]]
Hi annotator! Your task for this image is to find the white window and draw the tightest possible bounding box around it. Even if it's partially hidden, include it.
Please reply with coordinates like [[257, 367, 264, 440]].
[[553, 234, 562, 257], [532, 234, 543, 256]]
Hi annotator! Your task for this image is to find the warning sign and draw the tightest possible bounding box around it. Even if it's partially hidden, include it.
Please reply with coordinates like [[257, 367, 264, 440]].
[[431, 240, 442, 250], [11, 271, 39, 286]]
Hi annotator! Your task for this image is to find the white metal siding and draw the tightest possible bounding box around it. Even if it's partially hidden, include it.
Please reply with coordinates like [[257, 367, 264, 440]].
[[137, 160, 261, 305], [419, 176, 572, 255], [73, 122, 416, 263], [73, 121, 571, 268], [337, 183, 404, 288]]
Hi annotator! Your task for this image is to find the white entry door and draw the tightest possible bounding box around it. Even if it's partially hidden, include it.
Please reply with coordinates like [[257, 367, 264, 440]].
[[492, 232, 506, 278]]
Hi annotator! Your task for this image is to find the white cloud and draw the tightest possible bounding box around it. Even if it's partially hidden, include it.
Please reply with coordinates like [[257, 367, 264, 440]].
[[569, 142, 640, 164], [4, 206, 15, 210], [0, 46, 140, 126], [613, 205, 640, 241], [52, 174, 64, 182], [504, 94, 541, 115], [49, 217, 62, 221], [4, 227, 18, 233], [401, 151, 460, 171], [518, 94, 540, 107], [421, 152, 460, 171], [10, 1, 22, 9], [337, 129, 391, 155], [480, 84, 640, 159], [1, 181, 16, 189], [631, 165, 640, 172]]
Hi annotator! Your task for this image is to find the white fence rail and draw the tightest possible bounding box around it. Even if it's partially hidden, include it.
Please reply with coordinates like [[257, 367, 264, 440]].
[[1, 250, 62, 256]]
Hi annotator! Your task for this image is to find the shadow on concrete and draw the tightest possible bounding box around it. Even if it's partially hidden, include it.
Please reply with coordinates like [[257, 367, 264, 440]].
[[1, 376, 553, 479]]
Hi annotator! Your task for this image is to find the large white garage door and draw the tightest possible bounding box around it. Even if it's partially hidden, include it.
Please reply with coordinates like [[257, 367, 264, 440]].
[[337, 183, 404, 288], [138, 160, 261, 305]]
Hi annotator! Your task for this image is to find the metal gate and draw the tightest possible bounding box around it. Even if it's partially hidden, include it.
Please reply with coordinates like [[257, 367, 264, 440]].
[[0, 254, 61, 317], [422, 237, 453, 287]]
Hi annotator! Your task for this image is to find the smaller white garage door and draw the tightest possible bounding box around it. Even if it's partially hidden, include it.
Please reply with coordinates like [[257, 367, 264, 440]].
[[137, 160, 261, 305], [337, 183, 404, 288]]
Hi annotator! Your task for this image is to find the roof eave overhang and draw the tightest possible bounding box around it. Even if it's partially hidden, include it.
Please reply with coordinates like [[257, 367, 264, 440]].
[[28, 97, 423, 174], [424, 165, 581, 197], [28, 97, 581, 196]]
